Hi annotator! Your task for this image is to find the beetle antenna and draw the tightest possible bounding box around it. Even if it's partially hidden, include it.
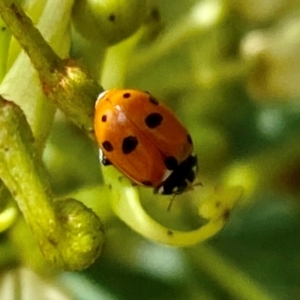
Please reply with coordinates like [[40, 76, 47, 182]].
[[167, 194, 177, 211], [166, 181, 203, 211]]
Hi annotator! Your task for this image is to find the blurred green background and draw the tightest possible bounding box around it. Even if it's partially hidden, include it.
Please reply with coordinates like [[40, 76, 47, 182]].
[[1, 0, 300, 299]]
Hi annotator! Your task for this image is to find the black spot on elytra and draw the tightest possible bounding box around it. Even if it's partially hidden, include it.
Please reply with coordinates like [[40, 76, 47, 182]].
[[1, 27, 6, 31], [164, 156, 178, 170], [101, 115, 107, 122], [145, 112, 163, 129], [102, 141, 113, 152], [187, 134, 193, 144], [122, 136, 138, 154], [108, 14, 115, 22], [123, 92, 131, 99], [142, 180, 153, 186]]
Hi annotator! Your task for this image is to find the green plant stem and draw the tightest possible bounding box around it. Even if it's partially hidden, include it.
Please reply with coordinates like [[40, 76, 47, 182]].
[[128, 0, 225, 77], [0, 97, 105, 270], [0, 17, 10, 81], [185, 245, 277, 300], [0, 0, 102, 137], [0, 0, 106, 270], [1, 0, 74, 152], [0, 0, 61, 74], [0, 98, 60, 255]]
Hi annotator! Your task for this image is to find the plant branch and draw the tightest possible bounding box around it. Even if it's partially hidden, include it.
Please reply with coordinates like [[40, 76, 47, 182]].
[[0, 0, 103, 137]]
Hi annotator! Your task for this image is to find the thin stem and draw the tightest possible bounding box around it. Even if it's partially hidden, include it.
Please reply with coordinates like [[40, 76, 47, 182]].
[[185, 245, 277, 300], [0, 97, 105, 270], [0, 0, 61, 74], [0, 0, 102, 136]]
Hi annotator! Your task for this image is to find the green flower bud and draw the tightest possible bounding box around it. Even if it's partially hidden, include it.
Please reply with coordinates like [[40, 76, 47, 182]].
[[72, 0, 148, 46], [47, 198, 104, 270]]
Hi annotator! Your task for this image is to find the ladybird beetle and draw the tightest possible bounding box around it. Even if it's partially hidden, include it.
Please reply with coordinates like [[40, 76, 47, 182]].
[[94, 89, 198, 195]]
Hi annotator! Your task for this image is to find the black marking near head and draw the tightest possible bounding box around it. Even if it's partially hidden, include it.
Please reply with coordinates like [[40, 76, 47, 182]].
[[142, 180, 153, 186], [122, 136, 138, 154], [164, 156, 178, 170], [123, 92, 131, 99], [102, 141, 114, 152], [145, 113, 163, 129], [155, 154, 198, 195], [101, 115, 107, 122]]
